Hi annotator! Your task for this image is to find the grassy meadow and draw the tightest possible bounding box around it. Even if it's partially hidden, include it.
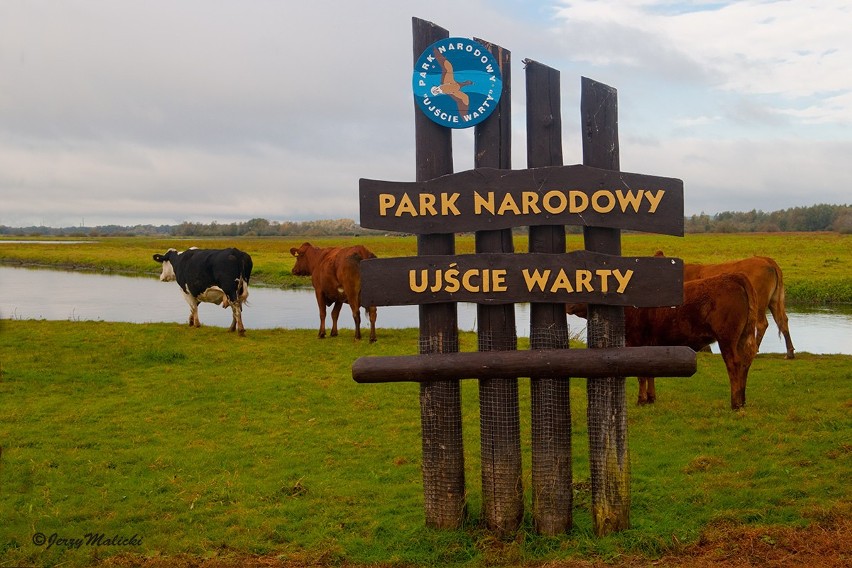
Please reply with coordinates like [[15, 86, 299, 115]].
[[1, 231, 850, 303], [0, 321, 850, 567], [1, 232, 851, 566]]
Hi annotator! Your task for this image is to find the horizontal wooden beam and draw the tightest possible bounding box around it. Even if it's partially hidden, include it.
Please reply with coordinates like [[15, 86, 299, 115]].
[[352, 346, 696, 383]]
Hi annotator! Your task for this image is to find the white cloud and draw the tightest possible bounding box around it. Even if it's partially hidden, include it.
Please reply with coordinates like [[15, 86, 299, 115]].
[[0, 1, 849, 227]]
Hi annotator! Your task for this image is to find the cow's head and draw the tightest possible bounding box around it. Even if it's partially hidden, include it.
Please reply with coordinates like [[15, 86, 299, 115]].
[[565, 303, 588, 319], [290, 242, 313, 276], [153, 248, 178, 282]]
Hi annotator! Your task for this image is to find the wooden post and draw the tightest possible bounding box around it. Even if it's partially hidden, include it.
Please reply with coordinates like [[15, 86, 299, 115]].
[[525, 59, 572, 535], [412, 18, 465, 530], [473, 38, 522, 536], [581, 77, 630, 536]]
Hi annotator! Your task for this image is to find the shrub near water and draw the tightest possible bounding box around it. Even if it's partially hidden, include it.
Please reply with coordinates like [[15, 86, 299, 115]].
[[1, 321, 850, 566]]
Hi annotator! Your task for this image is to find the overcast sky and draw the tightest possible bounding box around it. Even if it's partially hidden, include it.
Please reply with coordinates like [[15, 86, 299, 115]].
[[1, 0, 849, 228]]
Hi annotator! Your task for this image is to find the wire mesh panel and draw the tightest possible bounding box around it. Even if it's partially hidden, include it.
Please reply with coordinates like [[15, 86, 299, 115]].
[[478, 324, 523, 535], [530, 319, 573, 535], [586, 305, 630, 535]]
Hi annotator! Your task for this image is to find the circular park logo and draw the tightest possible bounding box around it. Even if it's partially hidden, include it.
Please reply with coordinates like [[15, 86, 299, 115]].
[[412, 37, 503, 129]]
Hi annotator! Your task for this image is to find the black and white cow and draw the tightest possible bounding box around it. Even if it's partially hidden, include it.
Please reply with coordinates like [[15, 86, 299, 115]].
[[153, 247, 253, 335]]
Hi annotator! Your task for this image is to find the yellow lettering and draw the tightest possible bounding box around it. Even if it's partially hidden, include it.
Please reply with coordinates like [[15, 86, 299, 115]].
[[445, 265, 460, 292], [549, 269, 575, 293], [575, 270, 593, 292], [430, 270, 443, 292], [396, 193, 418, 217], [613, 269, 634, 293], [492, 269, 508, 292], [523, 269, 551, 292], [497, 193, 521, 216], [592, 190, 615, 213], [462, 269, 480, 292], [522, 192, 541, 214], [543, 190, 567, 214], [569, 190, 589, 212], [645, 190, 665, 213], [615, 190, 643, 212], [419, 193, 437, 216], [409, 269, 428, 293], [595, 269, 612, 293], [379, 194, 395, 216], [474, 191, 495, 215], [442, 192, 461, 215]]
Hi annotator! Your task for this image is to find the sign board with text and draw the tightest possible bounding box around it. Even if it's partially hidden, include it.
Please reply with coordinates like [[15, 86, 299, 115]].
[[360, 251, 683, 307], [360, 165, 684, 236]]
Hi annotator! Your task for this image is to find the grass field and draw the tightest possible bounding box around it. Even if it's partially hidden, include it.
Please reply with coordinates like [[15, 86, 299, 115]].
[[1, 232, 850, 566], [1, 232, 850, 303], [1, 321, 850, 567]]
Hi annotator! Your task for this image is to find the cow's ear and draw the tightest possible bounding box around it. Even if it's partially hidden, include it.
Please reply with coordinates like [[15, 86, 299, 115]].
[[153, 254, 164, 263], [289, 247, 298, 256]]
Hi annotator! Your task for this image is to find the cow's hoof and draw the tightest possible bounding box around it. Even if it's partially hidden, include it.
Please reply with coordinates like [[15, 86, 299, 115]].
[[785, 352, 795, 360], [238, 330, 246, 337], [369, 337, 377, 344]]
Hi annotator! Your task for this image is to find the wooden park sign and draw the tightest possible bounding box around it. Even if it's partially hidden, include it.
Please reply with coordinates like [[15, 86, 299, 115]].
[[352, 17, 696, 538], [360, 164, 684, 236]]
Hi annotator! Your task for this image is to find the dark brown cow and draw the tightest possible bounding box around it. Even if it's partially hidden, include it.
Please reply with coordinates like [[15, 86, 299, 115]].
[[568, 272, 759, 409], [290, 242, 378, 342]]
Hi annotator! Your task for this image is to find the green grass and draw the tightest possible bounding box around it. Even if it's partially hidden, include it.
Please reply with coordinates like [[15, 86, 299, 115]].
[[1, 321, 850, 567], [2, 232, 850, 302]]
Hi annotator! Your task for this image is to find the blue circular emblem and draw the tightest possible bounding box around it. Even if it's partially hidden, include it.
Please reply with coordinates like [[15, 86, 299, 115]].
[[412, 37, 503, 129]]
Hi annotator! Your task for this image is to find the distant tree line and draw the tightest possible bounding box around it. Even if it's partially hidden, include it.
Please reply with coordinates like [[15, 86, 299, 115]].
[[1, 204, 849, 237], [684, 204, 851, 234]]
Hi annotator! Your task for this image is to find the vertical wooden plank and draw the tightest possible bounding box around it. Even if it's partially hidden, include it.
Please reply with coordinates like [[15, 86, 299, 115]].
[[581, 76, 630, 536], [525, 59, 573, 536], [412, 17, 465, 530], [473, 39, 522, 536]]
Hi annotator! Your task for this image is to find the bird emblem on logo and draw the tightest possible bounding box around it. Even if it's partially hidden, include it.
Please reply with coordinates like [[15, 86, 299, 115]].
[[430, 48, 474, 115]]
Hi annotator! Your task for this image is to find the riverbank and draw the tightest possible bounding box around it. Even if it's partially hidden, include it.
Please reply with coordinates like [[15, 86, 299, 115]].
[[2, 233, 851, 302]]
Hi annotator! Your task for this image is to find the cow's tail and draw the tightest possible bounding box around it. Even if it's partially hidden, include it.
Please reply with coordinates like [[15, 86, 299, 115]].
[[767, 259, 788, 338], [738, 273, 759, 362], [238, 253, 253, 305]]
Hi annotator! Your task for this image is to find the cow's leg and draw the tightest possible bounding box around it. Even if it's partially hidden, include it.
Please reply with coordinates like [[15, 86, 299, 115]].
[[330, 301, 344, 337], [229, 302, 245, 336], [754, 311, 770, 350], [316, 293, 327, 339], [349, 303, 362, 341], [719, 341, 751, 410], [366, 306, 377, 343], [183, 294, 200, 328], [767, 278, 795, 359], [637, 377, 656, 405], [768, 305, 795, 360]]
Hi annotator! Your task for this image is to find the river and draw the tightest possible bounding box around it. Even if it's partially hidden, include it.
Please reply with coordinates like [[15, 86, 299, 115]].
[[1, 266, 850, 355]]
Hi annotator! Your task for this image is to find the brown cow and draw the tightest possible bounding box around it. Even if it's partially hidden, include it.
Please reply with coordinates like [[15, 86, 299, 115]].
[[568, 272, 759, 409], [657, 251, 794, 359], [290, 242, 378, 342]]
